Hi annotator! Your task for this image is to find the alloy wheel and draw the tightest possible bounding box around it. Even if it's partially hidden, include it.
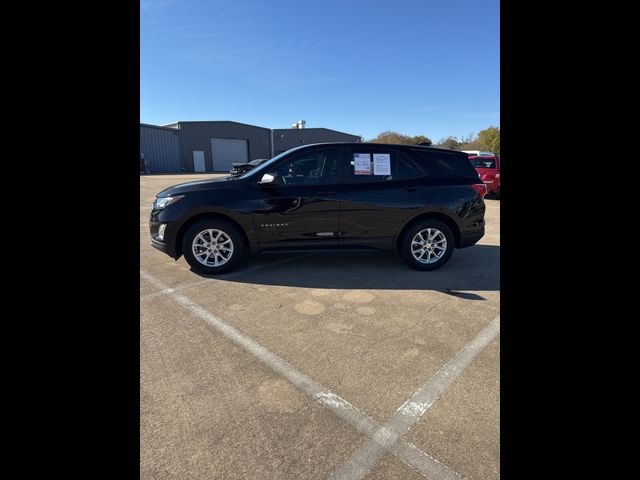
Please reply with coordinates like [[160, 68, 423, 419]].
[[411, 228, 447, 264], [191, 229, 234, 267]]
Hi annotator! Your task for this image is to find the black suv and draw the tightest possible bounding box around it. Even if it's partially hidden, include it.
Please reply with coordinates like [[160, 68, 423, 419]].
[[149, 143, 487, 274]]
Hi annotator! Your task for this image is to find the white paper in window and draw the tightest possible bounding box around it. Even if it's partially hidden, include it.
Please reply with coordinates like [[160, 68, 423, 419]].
[[373, 153, 391, 175], [353, 153, 371, 175]]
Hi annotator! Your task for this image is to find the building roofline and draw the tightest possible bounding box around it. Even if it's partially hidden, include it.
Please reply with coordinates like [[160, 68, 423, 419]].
[[155, 121, 360, 137], [140, 123, 181, 131], [161, 120, 271, 131], [273, 127, 361, 137]]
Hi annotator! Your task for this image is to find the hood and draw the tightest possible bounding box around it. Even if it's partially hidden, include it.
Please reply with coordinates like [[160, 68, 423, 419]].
[[157, 176, 238, 197]]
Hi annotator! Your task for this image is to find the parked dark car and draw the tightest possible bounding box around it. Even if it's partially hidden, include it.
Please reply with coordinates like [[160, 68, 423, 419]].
[[150, 143, 487, 274], [229, 158, 269, 175]]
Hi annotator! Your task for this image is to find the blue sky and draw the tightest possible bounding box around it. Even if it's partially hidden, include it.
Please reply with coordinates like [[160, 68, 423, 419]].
[[140, 0, 499, 141]]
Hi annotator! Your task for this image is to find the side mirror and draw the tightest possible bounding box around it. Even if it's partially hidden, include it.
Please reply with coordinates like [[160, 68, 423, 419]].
[[258, 173, 276, 185]]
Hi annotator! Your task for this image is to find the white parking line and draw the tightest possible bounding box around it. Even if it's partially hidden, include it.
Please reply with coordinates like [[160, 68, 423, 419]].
[[140, 254, 316, 300], [140, 268, 463, 479], [329, 316, 500, 480]]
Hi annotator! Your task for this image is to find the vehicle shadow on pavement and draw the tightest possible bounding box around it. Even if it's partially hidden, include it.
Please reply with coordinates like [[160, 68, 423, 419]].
[[195, 244, 500, 296]]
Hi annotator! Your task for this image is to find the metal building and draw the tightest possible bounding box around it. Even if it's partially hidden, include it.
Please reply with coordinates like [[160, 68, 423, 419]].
[[164, 121, 272, 173], [272, 127, 361, 155], [140, 123, 181, 173], [140, 120, 362, 173]]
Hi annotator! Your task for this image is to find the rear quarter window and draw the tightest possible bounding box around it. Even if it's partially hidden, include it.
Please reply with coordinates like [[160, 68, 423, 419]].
[[411, 149, 480, 179]]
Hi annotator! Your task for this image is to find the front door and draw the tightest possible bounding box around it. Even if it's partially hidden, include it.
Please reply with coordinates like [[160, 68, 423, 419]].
[[252, 147, 343, 250]]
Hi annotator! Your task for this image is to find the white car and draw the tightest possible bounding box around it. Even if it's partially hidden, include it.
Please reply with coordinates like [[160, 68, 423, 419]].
[[462, 150, 495, 157]]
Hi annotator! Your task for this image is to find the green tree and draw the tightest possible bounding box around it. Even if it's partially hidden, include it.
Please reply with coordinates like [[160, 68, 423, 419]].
[[369, 131, 406, 144], [477, 126, 500, 154], [409, 135, 432, 145], [460, 132, 476, 144], [435, 136, 462, 150], [368, 131, 432, 145]]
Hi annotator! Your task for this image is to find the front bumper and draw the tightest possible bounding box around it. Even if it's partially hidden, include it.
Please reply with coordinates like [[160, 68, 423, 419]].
[[151, 236, 177, 257], [149, 210, 178, 258]]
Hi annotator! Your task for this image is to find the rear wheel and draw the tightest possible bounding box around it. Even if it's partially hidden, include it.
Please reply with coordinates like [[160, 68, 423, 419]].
[[181, 219, 246, 274], [399, 220, 455, 270]]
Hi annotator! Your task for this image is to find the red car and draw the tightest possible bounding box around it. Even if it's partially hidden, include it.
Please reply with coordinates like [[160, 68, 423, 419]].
[[469, 154, 500, 198]]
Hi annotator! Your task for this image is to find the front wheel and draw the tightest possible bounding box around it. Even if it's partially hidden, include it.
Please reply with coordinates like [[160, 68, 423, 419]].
[[181, 219, 246, 274], [399, 220, 455, 270]]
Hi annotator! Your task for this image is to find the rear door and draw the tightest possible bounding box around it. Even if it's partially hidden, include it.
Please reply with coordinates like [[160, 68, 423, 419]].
[[335, 146, 431, 250], [252, 146, 344, 249]]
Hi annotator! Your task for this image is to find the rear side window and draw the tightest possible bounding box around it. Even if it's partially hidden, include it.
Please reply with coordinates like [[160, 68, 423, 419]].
[[411, 149, 479, 179], [344, 149, 428, 183]]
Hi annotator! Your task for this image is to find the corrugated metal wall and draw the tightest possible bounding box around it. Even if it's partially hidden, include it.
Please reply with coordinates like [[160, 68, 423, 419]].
[[140, 124, 181, 173], [177, 121, 272, 172], [140, 122, 363, 173], [273, 128, 361, 155]]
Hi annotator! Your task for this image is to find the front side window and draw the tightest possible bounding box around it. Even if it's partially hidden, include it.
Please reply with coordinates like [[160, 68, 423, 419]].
[[270, 149, 339, 185], [343, 149, 428, 183]]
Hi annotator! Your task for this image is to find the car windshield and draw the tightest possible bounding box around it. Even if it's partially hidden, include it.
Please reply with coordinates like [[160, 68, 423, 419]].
[[237, 146, 307, 179], [469, 157, 497, 169]]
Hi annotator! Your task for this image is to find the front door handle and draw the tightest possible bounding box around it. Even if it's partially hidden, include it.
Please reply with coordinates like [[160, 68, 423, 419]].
[[318, 191, 336, 196]]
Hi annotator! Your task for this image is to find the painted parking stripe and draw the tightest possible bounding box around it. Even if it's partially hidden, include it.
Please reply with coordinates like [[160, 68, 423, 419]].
[[140, 254, 317, 300], [139, 268, 462, 479], [329, 315, 500, 480]]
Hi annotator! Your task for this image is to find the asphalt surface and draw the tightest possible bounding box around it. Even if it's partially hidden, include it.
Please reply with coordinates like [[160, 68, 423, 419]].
[[140, 174, 500, 479]]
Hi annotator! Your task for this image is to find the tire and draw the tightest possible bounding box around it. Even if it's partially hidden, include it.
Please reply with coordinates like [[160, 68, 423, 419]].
[[399, 220, 455, 271], [181, 218, 246, 274]]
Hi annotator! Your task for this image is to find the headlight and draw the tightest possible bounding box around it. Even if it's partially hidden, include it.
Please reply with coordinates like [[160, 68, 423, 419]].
[[153, 195, 184, 210]]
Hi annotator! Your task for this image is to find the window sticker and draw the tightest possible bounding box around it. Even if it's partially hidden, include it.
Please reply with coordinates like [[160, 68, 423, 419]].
[[353, 153, 371, 175], [373, 153, 391, 175]]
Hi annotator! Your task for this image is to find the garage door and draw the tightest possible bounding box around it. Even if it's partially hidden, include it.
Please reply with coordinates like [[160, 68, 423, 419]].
[[211, 138, 249, 172]]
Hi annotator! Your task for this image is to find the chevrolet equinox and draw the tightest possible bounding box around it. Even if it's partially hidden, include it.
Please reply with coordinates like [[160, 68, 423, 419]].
[[149, 143, 487, 274]]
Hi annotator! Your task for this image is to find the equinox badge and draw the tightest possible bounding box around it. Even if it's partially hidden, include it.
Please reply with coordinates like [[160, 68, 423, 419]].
[[260, 223, 288, 228]]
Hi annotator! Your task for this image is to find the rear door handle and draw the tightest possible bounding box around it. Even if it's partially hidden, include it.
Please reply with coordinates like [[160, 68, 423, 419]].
[[318, 191, 336, 196]]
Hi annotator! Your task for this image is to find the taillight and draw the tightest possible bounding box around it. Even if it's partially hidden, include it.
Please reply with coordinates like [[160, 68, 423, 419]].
[[471, 183, 487, 197]]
